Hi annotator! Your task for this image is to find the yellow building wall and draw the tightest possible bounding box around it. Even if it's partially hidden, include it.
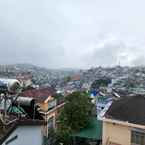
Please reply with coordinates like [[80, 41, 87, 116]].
[[39, 102, 48, 111], [103, 121, 131, 145]]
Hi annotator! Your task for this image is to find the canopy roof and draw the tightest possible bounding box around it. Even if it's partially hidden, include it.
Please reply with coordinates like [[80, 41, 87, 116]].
[[73, 118, 102, 140]]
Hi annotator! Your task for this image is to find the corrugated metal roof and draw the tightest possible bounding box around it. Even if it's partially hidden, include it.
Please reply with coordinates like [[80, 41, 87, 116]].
[[73, 118, 102, 140]]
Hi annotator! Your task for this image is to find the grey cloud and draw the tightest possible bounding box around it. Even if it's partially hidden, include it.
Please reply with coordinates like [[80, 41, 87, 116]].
[[83, 34, 145, 67], [0, 0, 145, 68], [133, 56, 145, 66]]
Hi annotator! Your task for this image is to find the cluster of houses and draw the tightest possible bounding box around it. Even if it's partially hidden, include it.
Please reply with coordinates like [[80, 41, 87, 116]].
[[0, 76, 145, 145], [90, 88, 145, 145]]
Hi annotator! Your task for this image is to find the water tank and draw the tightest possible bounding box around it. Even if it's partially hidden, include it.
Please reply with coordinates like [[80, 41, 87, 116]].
[[0, 78, 21, 93], [14, 96, 35, 107]]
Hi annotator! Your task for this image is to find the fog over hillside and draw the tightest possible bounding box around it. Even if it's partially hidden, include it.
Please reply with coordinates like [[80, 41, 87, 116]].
[[0, 0, 145, 68]]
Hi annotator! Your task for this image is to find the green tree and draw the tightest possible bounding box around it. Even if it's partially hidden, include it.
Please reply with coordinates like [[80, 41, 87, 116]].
[[91, 78, 111, 89], [56, 91, 93, 145], [64, 76, 71, 83]]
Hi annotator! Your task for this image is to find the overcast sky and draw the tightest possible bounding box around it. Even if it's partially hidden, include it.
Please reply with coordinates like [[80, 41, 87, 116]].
[[0, 0, 145, 68]]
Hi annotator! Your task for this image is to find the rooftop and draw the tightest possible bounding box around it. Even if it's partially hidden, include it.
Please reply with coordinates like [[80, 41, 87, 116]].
[[105, 95, 145, 125], [73, 118, 102, 140], [0, 117, 45, 144], [20, 87, 56, 103]]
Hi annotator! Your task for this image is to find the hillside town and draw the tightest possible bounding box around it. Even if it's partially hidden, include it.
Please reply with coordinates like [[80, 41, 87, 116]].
[[1, 0, 145, 144], [0, 64, 145, 145]]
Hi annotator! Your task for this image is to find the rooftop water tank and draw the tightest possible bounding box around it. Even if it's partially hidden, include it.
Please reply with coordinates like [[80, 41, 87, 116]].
[[0, 78, 21, 93]]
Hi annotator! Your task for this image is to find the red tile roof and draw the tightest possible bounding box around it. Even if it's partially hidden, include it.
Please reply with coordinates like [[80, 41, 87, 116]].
[[20, 87, 56, 103], [71, 75, 81, 81]]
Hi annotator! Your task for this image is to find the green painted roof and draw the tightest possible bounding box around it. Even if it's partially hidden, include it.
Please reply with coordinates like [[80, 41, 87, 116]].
[[73, 118, 102, 140], [8, 106, 26, 114]]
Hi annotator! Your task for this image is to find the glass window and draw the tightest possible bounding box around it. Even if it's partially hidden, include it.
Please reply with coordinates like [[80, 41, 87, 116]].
[[131, 130, 145, 145], [48, 116, 54, 129]]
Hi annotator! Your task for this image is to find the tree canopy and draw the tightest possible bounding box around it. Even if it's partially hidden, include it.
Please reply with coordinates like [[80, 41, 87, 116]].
[[91, 78, 111, 89], [56, 91, 93, 145]]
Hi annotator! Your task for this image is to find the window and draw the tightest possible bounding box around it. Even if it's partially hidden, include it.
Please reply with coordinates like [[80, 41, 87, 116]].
[[131, 130, 145, 145], [48, 100, 56, 111], [48, 116, 55, 137], [48, 116, 54, 129]]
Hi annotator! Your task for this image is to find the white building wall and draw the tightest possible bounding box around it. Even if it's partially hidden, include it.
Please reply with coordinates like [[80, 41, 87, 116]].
[[2, 126, 43, 145]]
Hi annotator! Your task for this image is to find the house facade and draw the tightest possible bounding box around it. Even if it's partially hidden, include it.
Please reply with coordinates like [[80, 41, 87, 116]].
[[102, 95, 145, 145], [20, 87, 65, 137]]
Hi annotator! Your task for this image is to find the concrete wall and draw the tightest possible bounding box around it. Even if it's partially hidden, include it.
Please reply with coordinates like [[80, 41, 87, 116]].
[[2, 126, 43, 145], [102, 121, 131, 145]]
